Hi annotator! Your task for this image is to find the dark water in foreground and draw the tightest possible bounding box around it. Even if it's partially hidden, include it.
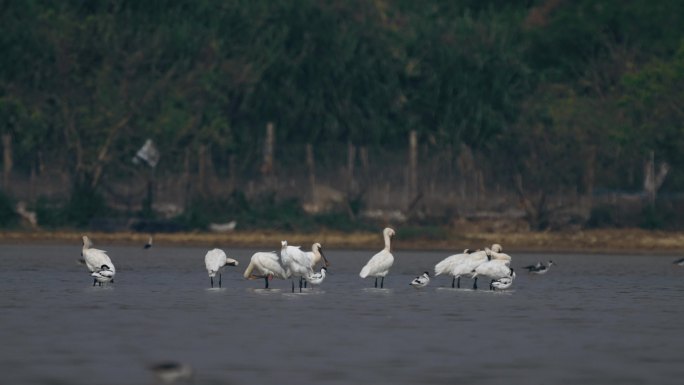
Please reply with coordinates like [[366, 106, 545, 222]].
[[1, 243, 683, 385]]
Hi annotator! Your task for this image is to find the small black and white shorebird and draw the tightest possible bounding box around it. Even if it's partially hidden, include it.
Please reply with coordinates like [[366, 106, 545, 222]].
[[673, 258, 684, 266], [409, 271, 430, 288], [523, 260, 554, 274], [91, 264, 115, 286], [148, 361, 194, 384], [144, 235, 153, 249], [305, 266, 327, 287], [491, 276, 513, 290]]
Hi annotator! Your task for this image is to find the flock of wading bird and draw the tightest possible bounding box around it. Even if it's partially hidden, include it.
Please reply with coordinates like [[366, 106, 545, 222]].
[[80, 227, 559, 292]]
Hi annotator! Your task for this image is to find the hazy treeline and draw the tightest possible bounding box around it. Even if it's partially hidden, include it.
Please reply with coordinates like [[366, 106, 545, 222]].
[[1, 0, 684, 230]]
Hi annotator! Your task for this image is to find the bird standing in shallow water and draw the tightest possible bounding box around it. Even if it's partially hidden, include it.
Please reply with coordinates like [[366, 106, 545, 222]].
[[491, 276, 514, 290], [204, 249, 239, 288], [243, 251, 289, 289], [280, 241, 314, 292], [306, 266, 327, 287], [409, 271, 430, 288], [359, 227, 395, 288], [673, 258, 684, 266], [147, 361, 194, 384], [144, 235, 153, 249], [524, 260, 554, 274], [91, 264, 115, 286], [81, 235, 116, 286]]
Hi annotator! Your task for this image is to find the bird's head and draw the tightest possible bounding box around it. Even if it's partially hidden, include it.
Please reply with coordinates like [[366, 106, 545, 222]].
[[314, 243, 330, 267], [281, 240, 288, 249], [491, 243, 503, 253], [423, 271, 430, 276], [100, 264, 110, 271]]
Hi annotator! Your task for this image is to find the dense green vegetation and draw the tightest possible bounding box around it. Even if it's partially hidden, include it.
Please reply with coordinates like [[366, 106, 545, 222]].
[[2, 0, 684, 230]]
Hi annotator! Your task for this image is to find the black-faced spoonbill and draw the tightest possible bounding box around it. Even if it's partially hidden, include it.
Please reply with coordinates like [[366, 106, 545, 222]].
[[243, 251, 289, 289], [204, 248, 239, 288], [81, 235, 116, 285], [359, 227, 395, 288], [409, 271, 430, 288]]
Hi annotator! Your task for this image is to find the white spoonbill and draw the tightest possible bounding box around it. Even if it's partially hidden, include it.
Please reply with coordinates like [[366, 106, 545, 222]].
[[243, 251, 289, 289], [204, 248, 239, 288], [359, 227, 395, 288], [472, 259, 515, 290], [91, 264, 115, 286], [303, 242, 330, 288], [280, 241, 313, 292], [434, 244, 507, 289], [81, 235, 116, 285], [409, 271, 430, 288], [305, 266, 327, 287]]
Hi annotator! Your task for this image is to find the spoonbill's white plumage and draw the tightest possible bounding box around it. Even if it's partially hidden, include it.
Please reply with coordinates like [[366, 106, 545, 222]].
[[204, 248, 239, 288], [472, 259, 515, 290], [91, 264, 115, 286], [434, 244, 507, 289], [491, 276, 514, 290], [359, 227, 395, 288], [280, 241, 313, 292], [525, 260, 554, 274], [409, 271, 430, 288], [81, 235, 116, 285], [306, 266, 327, 287], [243, 251, 289, 289], [303, 243, 330, 288], [147, 361, 194, 384]]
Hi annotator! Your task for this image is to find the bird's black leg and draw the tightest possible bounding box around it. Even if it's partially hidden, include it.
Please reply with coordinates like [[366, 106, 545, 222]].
[[93, 278, 97, 286], [374, 277, 378, 288], [304, 279, 308, 288], [299, 277, 303, 292], [219, 273, 222, 288], [210, 277, 214, 288], [291, 280, 295, 293], [490, 280, 494, 290], [451, 277, 455, 288], [457, 277, 461, 288], [381, 277, 385, 288], [473, 277, 478, 290], [264, 277, 269, 289]]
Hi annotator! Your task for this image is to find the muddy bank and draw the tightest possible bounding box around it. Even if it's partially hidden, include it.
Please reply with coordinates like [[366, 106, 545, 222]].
[[1, 228, 683, 254]]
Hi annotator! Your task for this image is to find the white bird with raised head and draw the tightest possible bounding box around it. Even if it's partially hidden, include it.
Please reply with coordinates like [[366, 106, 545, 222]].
[[359, 227, 395, 288], [280, 241, 313, 292], [81, 235, 116, 285], [204, 248, 239, 288]]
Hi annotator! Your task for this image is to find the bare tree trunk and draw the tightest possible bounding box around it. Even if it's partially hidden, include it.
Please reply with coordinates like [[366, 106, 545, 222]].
[[198, 144, 207, 197], [408, 130, 418, 204], [2, 133, 12, 192], [183, 147, 191, 209], [261, 122, 275, 176], [347, 140, 356, 193], [643, 150, 670, 206]]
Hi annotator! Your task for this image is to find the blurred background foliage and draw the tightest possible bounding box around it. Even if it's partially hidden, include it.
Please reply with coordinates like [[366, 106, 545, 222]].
[[1, 0, 684, 231]]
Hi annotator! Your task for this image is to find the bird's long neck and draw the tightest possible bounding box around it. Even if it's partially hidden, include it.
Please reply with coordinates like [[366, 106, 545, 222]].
[[383, 233, 391, 252]]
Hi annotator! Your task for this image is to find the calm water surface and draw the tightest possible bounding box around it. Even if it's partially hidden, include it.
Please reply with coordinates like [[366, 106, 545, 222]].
[[1, 243, 683, 384]]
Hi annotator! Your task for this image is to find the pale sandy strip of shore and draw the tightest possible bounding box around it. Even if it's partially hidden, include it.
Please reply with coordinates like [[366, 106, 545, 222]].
[[1, 229, 684, 254]]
